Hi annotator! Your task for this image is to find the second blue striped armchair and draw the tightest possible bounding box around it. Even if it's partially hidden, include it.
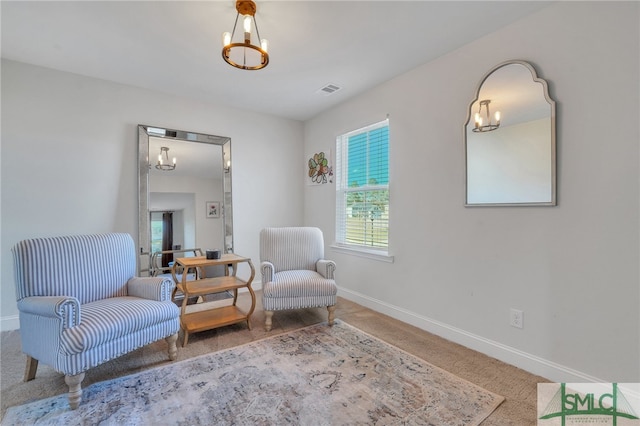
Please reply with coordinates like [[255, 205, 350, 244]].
[[11, 233, 180, 409], [259, 227, 337, 331]]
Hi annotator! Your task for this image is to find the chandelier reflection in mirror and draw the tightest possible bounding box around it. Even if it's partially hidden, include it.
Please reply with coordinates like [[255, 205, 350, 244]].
[[473, 99, 501, 132], [155, 146, 176, 171], [221, 0, 269, 70]]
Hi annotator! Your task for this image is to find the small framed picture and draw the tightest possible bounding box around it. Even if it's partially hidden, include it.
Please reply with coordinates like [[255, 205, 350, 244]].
[[206, 201, 220, 218]]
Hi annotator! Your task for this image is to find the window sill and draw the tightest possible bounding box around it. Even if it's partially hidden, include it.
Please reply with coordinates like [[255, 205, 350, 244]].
[[330, 244, 394, 263]]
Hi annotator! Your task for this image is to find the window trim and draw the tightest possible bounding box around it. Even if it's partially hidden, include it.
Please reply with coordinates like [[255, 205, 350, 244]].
[[335, 118, 390, 257], [330, 243, 394, 263]]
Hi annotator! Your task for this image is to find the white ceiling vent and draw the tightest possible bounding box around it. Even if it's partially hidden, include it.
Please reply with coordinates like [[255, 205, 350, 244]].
[[316, 83, 342, 96]]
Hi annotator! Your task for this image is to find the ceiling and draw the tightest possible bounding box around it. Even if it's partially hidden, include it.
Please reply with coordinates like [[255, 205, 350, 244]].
[[1, 1, 552, 122]]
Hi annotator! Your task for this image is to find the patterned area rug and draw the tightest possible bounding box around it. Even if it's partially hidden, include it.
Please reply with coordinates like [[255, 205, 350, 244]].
[[3, 320, 504, 425]]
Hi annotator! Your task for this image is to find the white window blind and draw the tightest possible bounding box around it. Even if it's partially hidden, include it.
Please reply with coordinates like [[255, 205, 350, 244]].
[[335, 119, 389, 251]]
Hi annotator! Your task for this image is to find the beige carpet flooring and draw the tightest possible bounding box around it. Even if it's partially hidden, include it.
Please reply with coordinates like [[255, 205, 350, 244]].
[[1, 293, 548, 424]]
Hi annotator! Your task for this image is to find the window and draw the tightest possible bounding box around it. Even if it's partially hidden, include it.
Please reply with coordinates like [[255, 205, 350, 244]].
[[150, 212, 164, 255], [335, 119, 389, 253]]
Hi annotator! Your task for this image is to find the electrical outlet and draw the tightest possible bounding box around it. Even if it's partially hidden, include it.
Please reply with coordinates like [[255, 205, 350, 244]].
[[510, 308, 524, 329]]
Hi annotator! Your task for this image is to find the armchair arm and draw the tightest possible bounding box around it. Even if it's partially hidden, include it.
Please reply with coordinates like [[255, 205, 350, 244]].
[[17, 296, 81, 329], [128, 276, 175, 302], [260, 261, 275, 283], [316, 260, 336, 279]]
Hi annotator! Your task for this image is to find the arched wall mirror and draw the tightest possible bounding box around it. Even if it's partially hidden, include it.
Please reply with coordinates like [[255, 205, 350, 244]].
[[464, 60, 556, 206], [138, 125, 233, 276]]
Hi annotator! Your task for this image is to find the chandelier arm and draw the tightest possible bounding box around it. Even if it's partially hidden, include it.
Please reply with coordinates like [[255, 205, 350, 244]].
[[230, 12, 240, 39], [254, 17, 263, 44]]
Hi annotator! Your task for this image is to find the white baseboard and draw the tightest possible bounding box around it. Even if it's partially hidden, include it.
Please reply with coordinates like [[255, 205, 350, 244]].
[[1, 315, 19, 332], [338, 287, 606, 384]]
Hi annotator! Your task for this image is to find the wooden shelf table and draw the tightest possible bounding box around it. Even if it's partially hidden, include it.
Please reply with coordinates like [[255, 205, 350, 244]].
[[172, 254, 255, 346]]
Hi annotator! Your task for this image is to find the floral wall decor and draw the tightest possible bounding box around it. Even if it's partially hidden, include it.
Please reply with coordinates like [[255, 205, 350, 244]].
[[308, 151, 333, 185], [206, 201, 220, 218]]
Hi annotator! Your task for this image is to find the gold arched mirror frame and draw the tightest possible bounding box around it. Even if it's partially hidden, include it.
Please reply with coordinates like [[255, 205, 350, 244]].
[[464, 60, 557, 206]]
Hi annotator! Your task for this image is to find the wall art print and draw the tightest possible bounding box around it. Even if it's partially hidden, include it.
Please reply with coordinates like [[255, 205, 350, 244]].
[[308, 151, 333, 185], [206, 201, 220, 218]]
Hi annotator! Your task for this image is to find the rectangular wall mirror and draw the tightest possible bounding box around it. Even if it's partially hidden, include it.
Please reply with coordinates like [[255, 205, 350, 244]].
[[138, 125, 232, 276]]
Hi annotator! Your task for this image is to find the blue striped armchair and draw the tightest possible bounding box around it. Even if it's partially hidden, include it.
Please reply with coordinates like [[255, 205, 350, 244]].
[[12, 233, 180, 409], [260, 227, 337, 331]]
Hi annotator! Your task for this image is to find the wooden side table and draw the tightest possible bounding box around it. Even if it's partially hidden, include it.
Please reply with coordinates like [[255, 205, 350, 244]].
[[172, 254, 256, 346]]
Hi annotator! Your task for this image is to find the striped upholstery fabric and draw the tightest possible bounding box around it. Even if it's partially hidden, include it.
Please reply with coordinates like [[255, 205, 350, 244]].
[[12, 233, 180, 377], [13, 233, 136, 304], [260, 227, 337, 313], [128, 276, 174, 302], [61, 297, 178, 355], [260, 227, 326, 273], [262, 270, 337, 311]]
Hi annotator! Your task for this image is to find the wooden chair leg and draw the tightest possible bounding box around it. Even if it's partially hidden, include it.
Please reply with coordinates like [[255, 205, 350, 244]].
[[24, 356, 38, 382], [327, 305, 336, 326], [64, 372, 85, 410], [265, 310, 274, 331], [166, 333, 178, 360]]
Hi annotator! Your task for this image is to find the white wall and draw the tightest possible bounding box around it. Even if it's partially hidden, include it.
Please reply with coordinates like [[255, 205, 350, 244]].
[[150, 173, 223, 252], [304, 2, 639, 383], [1, 59, 304, 328]]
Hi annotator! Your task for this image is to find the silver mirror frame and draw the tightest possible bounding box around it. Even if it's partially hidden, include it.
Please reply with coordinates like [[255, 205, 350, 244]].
[[464, 60, 557, 207], [138, 125, 233, 275]]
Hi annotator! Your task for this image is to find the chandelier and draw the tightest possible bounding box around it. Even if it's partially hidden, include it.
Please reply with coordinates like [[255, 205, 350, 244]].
[[221, 0, 269, 70], [473, 100, 501, 132], [155, 147, 176, 171]]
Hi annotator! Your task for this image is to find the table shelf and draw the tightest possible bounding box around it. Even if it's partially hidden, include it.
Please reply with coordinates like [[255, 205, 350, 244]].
[[176, 276, 248, 297], [181, 306, 249, 334], [172, 254, 255, 346]]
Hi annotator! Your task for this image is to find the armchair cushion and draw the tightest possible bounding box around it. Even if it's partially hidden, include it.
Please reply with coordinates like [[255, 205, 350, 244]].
[[61, 297, 179, 355], [263, 270, 337, 298]]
